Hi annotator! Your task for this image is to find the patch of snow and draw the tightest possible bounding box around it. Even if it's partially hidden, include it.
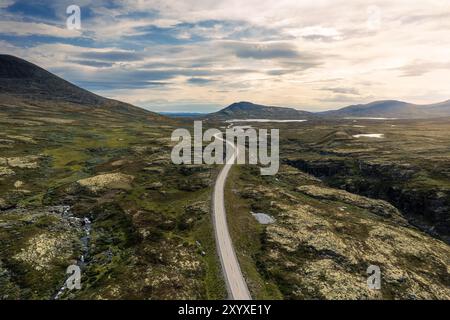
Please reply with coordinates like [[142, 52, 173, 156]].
[[251, 212, 276, 224], [353, 134, 385, 138]]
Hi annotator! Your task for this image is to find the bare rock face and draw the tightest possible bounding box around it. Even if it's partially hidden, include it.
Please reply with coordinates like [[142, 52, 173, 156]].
[[296, 185, 407, 224], [289, 157, 450, 242], [76, 173, 134, 193]]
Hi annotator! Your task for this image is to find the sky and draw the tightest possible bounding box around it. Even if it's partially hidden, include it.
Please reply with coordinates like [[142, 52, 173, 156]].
[[1, 0, 450, 113]]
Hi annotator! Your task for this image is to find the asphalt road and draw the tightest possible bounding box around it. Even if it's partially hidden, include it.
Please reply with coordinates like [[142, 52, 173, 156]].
[[212, 132, 252, 300]]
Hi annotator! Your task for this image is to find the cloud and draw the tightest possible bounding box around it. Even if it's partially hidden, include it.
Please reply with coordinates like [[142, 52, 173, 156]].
[[67, 59, 113, 68], [77, 50, 143, 62], [0, 20, 82, 37], [289, 26, 343, 42], [0, 0, 15, 9], [187, 77, 215, 85], [1, 0, 450, 111], [397, 60, 450, 77], [319, 94, 374, 105], [225, 41, 300, 60], [75, 80, 170, 90], [321, 87, 360, 95]]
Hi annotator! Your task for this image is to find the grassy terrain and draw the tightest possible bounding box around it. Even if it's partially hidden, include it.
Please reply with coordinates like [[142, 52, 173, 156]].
[[0, 114, 225, 300], [225, 166, 283, 299], [2, 109, 450, 300], [224, 118, 450, 299]]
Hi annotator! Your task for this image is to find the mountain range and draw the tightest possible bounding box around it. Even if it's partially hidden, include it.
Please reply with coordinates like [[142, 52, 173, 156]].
[[208, 100, 450, 121], [1, 54, 450, 121], [319, 99, 450, 119]]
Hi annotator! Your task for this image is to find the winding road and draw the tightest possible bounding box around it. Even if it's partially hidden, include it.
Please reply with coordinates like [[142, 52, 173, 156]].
[[212, 132, 252, 300]]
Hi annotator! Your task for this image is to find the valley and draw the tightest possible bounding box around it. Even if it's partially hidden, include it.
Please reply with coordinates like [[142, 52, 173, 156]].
[[0, 55, 449, 300]]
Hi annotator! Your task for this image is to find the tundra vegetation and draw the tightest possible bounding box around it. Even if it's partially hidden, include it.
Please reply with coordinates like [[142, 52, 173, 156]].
[[0, 113, 225, 299], [224, 118, 450, 299]]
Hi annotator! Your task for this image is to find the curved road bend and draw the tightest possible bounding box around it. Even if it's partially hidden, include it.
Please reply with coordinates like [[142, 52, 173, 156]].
[[212, 132, 252, 300]]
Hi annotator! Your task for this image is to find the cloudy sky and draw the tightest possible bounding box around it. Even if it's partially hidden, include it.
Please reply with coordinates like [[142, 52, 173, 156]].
[[1, 0, 450, 112]]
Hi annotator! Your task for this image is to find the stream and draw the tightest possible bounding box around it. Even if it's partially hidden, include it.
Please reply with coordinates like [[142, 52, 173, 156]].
[[52, 205, 91, 300]]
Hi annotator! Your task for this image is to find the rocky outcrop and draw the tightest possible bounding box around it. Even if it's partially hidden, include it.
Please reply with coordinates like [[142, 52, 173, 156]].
[[296, 185, 407, 224], [287, 158, 450, 242], [0, 206, 83, 299], [76, 173, 134, 193], [263, 200, 450, 299], [13, 233, 76, 272], [0, 167, 15, 177], [5, 155, 41, 169], [178, 201, 209, 230], [286, 158, 348, 177]]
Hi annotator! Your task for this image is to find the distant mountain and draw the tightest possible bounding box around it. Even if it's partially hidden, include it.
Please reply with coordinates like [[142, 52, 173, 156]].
[[320, 100, 450, 119], [205, 101, 315, 120], [0, 54, 164, 121], [207, 100, 450, 121]]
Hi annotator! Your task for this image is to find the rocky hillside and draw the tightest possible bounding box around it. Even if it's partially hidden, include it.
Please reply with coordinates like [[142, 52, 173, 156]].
[[280, 119, 450, 244], [226, 164, 450, 300]]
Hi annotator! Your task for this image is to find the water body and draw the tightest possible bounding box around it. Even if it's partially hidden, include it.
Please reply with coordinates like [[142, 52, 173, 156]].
[[251, 212, 276, 224], [226, 119, 308, 123], [345, 117, 397, 120], [54, 206, 91, 300], [353, 134, 385, 138]]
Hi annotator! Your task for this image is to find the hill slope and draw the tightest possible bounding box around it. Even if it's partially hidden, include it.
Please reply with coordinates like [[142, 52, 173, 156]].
[[205, 101, 315, 120], [320, 100, 450, 119], [205, 100, 450, 121], [0, 54, 163, 121]]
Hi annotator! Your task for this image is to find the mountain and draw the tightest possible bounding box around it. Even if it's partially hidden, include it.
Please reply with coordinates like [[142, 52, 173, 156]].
[[320, 100, 450, 119], [205, 101, 315, 120], [206, 99, 450, 121], [0, 54, 163, 121]]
